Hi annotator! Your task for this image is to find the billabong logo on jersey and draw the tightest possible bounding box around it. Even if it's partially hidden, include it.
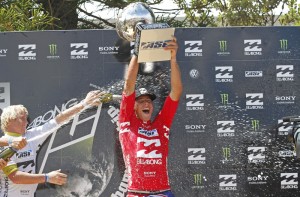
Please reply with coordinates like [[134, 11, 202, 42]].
[[188, 148, 206, 164], [189, 69, 200, 79], [244, 39, 262, 56], [248, 147, 266, 163], [277, 119, 293, 136], [138, 127, 159, 137], [217, 121, 235, 137], [215, 66, 233, 82], [186, 94, 204, 111], [245, 71, 263, 77], [281, 173, 298, 189], [246, 93, 264, 109], [185, 41, 202, 56], [276, 65, 294, 81], [0, 82, 10, 110], [70, 43, 88, 59], [0, 48, 8, 57], [219, 174, 237, 190], [140, 40, 170, 50], [18, 44, 36, 60]]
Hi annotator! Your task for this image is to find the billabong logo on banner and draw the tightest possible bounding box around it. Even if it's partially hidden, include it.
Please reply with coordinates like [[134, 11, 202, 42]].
[[189, 69, 200, 79], [244, 39, 262, 56], [217, 40, 230, 56], [245, 71, 263, 77], [219, 174, 237, 190], [246, 93, 263, 109], [185, 41, 202, 56], [278, 39, 291, 54], [276, 65, 294, 81], [185, 124, 206, 133], [99, 46, 119, 55], [247, 174, 268, 184], [18, 44, 36, 60], [0, 49, 8, 57], [186, 94, 204, 111], [275, 95, 296, 104], [281, 173, 298, 189], [188, 148, 206, 164], [215, 66, 233, 82], [0, 82, 10, 110], [47, 44, 60, 59], [70, 43, 88, 59], [277, 119, 293, 136], [248, 147, 266, 163], [217, 121, 235, 137]]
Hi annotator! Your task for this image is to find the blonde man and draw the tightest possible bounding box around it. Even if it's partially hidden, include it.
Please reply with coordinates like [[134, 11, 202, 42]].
[[0, 90, 103, 197]]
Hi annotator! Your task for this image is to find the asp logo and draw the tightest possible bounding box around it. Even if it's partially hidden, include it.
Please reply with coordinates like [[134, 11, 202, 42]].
[[215, 66, 233, 82], [186, 94, 204, 111], [140, 40, 169, 50], [18, 44, 36, 60], [219, 174, 237, 190], [246, 93, 263, 109], [188, 148, 206, 164], [281, 173, 298, 189], [70, 43, 88, 59], [247, 147, 266, 163], [244, 39, 262, 56], [217, 121, 235, 137], [276, 65, 294, 81], [0, 82, 10, 110], [185, 41, 202, 56]]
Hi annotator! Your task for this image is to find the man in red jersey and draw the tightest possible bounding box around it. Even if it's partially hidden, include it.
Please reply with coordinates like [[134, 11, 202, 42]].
[[119, 36, 183, 197]]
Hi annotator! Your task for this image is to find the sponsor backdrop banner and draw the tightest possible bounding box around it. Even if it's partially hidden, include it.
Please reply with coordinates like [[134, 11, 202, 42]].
[[0, 27, 300, 196]]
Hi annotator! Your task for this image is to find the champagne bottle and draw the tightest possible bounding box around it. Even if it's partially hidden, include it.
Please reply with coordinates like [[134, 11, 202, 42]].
[[0, 147, 17, 160], [99, 93, 122, 103]]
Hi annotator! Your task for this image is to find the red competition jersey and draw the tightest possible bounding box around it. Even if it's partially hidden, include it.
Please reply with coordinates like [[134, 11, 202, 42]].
[[119, 92, 179, 191]]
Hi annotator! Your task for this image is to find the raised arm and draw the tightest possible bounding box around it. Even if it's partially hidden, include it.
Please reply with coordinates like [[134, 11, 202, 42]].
[[55, 90, 103, 125], [123, 55, 139, 96], [165, 36, 183, 101]]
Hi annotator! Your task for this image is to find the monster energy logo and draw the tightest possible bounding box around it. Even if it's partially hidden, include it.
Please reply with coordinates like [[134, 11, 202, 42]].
[[194, 174, 202, 185], [223, 147, 231, 160], [49, 44, 57, 55], [219, 40, 227, 52], [280, 39, 288, 51], [251, 120, 260, 131], [221, 94, 229, 105]]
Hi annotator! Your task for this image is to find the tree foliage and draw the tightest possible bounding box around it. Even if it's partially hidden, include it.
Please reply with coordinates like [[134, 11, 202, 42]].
[[0, 0, 299, 31], [0, 0, 56, 31]]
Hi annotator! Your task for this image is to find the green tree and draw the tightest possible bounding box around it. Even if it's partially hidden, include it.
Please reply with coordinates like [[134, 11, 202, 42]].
[[0, 0, 56, 31], [279, 0, 300, 25], [215, 0, 289, 26]]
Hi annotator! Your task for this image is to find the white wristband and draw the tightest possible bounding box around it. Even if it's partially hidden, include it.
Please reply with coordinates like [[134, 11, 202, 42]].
[[80, 100, 89, 108]]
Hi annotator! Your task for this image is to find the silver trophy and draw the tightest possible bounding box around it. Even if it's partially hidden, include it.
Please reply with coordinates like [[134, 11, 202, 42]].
[[116, 2, 155, 42], [116, 2, 174, 63]]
